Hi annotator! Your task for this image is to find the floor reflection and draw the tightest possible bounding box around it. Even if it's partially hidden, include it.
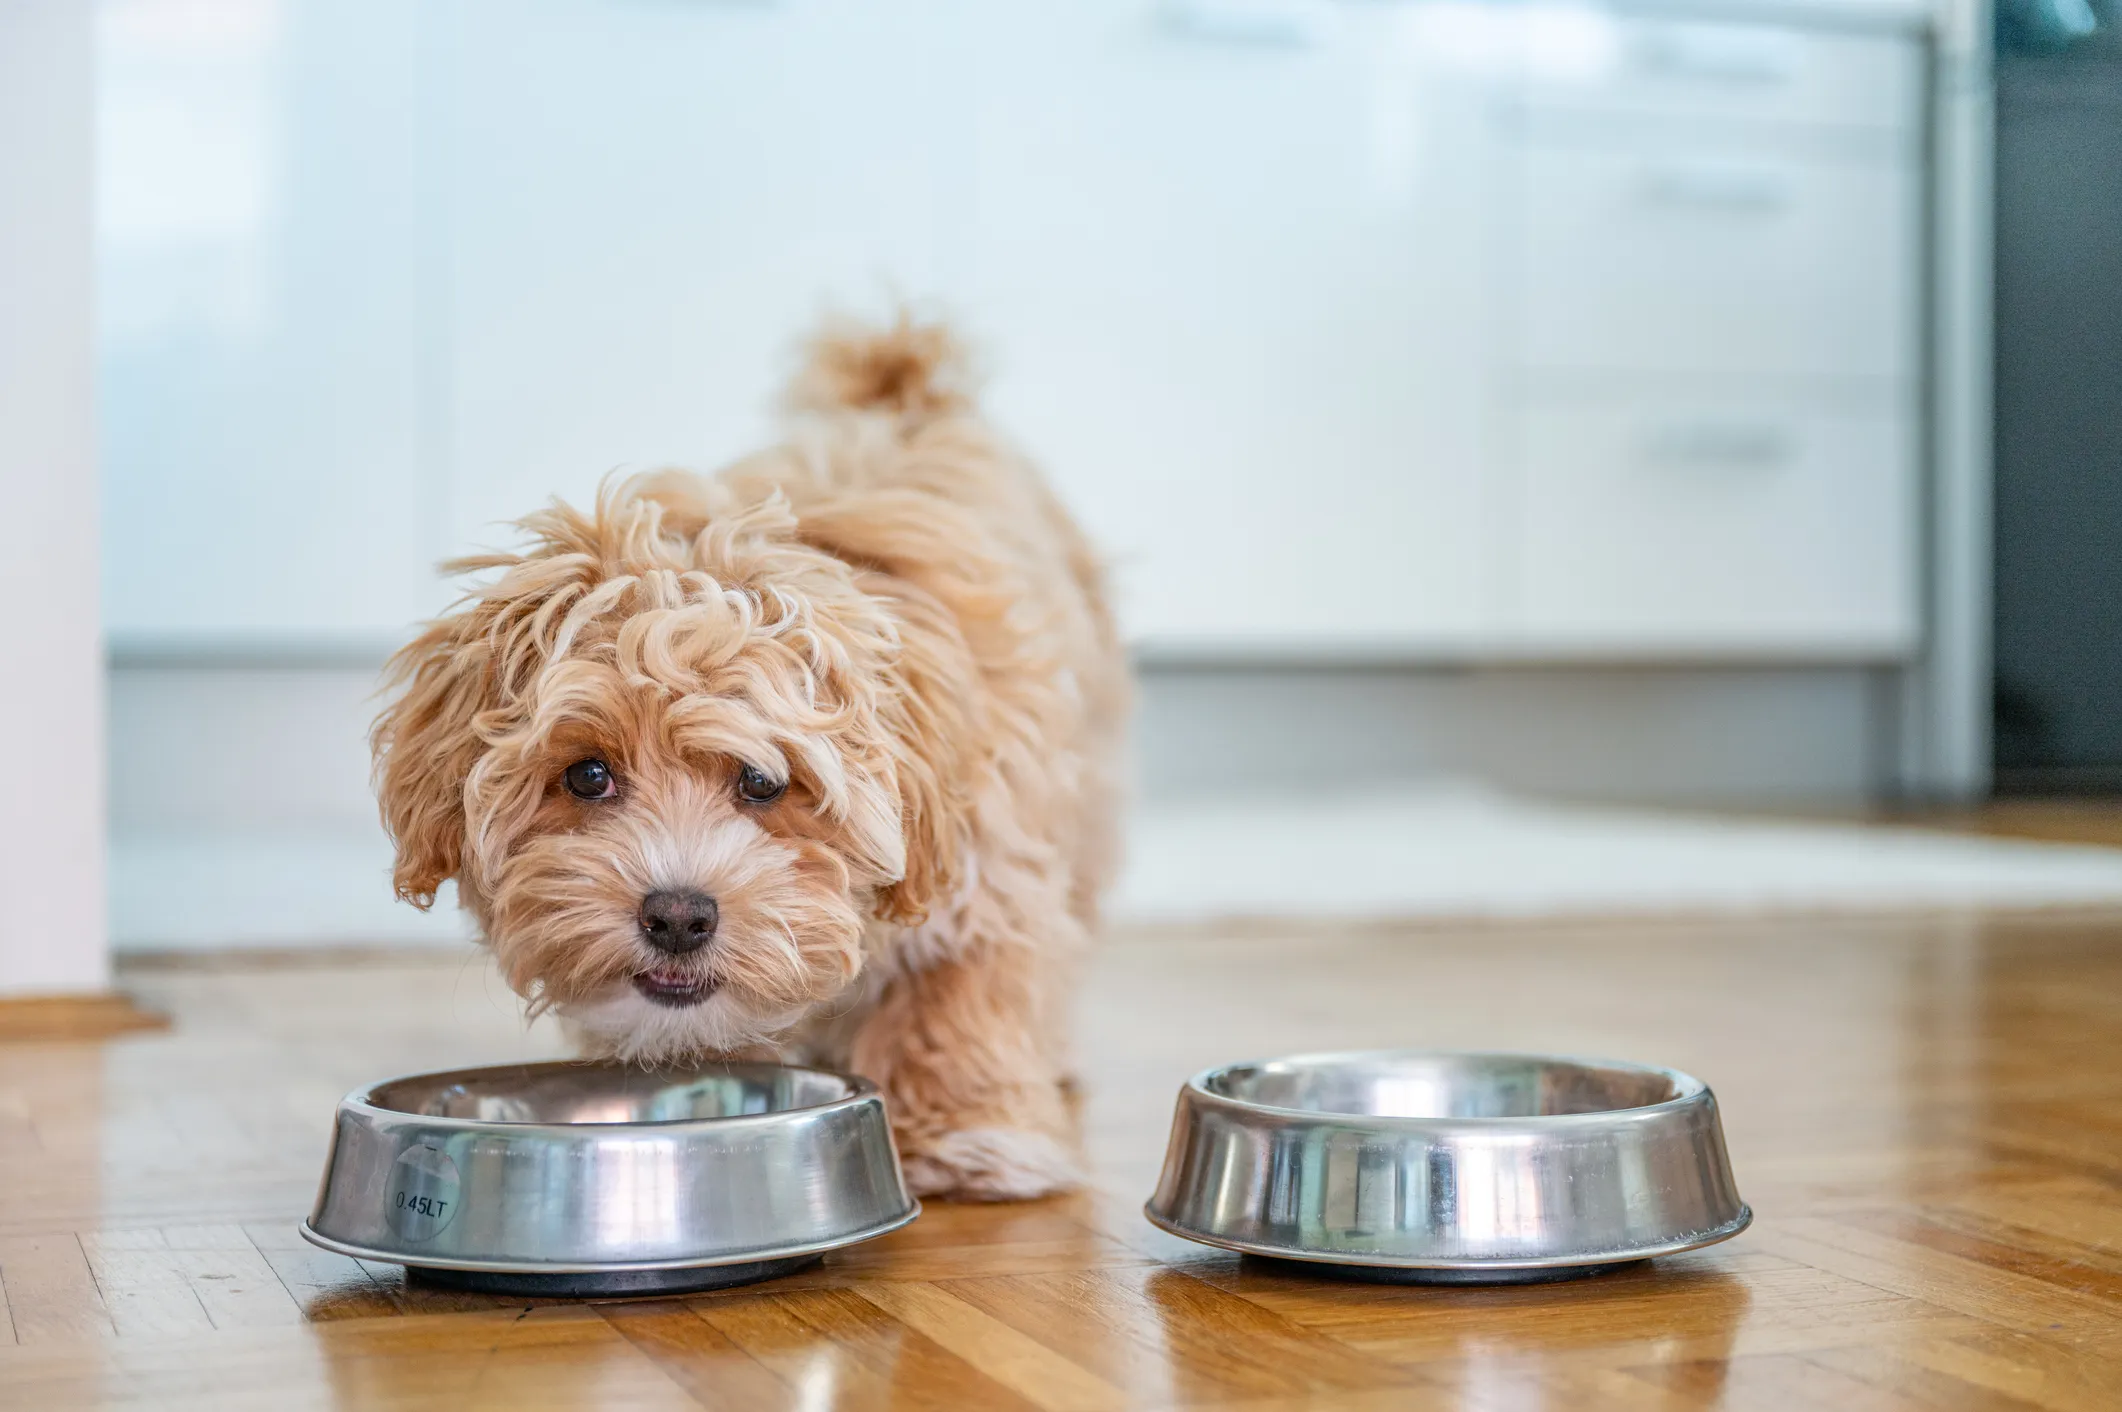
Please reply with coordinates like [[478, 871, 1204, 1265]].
[[1158, 1250, 1753, 1409]]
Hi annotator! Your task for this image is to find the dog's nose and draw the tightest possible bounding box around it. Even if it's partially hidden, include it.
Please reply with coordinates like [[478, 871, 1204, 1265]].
[[638, 889, 718, 954]]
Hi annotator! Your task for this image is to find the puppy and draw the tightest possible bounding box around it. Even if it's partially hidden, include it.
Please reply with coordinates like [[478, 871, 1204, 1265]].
[[371, 314, 1128, 1200]]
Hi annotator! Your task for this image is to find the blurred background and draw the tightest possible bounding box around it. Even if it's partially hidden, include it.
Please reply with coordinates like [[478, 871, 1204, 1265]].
[[21, 0, 2122, 981]]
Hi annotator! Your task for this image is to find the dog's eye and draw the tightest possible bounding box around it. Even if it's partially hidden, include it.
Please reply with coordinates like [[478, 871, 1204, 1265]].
[[563, 758, 616, 800], [736, 763, 786, 805]]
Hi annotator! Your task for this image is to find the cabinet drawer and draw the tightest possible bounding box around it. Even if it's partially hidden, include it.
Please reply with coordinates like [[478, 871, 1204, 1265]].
[[1509, 393, 1917, 653], [965, 0, 1502, 651], [1514, 137, 1917, 381], [1520, 19, 1921, 134]]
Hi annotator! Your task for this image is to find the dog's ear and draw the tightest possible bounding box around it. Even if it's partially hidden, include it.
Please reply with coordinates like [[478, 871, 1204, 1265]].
[[772, 570, 973, 927], [872, 750, 965, 928], [866, 589, 976, 928], [371, 622, 491, 908], [766, 492, 986, 929]]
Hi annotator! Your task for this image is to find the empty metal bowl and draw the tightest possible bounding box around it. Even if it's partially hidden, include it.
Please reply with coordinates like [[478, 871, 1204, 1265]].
[[1146, 1051, 1749, 1282], [302, 1059, 917, 1296]]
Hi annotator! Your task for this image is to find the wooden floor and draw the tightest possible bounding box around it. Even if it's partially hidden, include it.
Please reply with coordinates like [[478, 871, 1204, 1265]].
[[5, 906, 2122, 1409]]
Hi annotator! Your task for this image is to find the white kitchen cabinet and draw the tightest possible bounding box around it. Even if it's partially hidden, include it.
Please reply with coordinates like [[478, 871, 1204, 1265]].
[[957, 0, 1505, 653], [1517, 18, 1922, 134], [444, 0, 1511, 653], [1512, 131, 1919, 384], [1508, 389, 1918, 653], [441, 0, 963, 553], [1500, 9, 1924, 655], [97, 0, 1933, 664]]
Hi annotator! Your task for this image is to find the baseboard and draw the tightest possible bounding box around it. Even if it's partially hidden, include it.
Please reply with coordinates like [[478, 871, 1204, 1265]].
[[0, 992, 169, 1041], [1133, 663, 1895, 802]]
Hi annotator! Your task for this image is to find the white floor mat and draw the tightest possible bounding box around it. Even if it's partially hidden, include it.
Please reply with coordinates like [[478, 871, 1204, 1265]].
[[1112, 787, 2122, 923]]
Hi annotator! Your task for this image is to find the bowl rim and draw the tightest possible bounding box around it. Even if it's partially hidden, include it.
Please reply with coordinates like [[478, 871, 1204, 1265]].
[[1139, 1202, 1754, 1271], [340, 1057, 885, 1134], [1182, 1049, 1711, 1128]]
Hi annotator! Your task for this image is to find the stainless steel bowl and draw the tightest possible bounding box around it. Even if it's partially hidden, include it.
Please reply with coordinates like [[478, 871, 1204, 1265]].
[[302, 1059, 917, 1296], [1146, 1051, 1749, 1282]]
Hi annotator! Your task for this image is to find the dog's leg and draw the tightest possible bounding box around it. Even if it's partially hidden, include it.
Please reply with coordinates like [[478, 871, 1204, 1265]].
[[848, 938, 1079, 1201]]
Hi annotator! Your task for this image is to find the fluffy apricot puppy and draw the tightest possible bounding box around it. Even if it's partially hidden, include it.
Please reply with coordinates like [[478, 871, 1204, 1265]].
[[371, 316, 1128, 1200]]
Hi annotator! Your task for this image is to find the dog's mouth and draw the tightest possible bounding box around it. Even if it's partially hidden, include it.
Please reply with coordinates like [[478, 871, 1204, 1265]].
[[631, 964, 717, 1008]]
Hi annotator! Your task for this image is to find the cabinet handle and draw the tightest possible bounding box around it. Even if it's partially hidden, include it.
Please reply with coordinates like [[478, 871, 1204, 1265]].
[[1156, 0, 1323, 48], [1632, 29, 1796, 84], [1643, 423, 1794, 468], [1638, 166, 1791, 214]]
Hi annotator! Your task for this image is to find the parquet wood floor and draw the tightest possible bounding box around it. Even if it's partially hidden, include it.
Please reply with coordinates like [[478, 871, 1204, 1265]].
[[5, 905, 2122, 1408]]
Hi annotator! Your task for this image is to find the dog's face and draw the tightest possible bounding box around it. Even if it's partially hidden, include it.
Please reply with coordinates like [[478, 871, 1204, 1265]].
[[373, 481, 931, 1060]]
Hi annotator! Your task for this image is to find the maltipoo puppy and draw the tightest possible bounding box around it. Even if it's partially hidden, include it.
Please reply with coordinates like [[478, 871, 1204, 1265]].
[[371, 314, 1128, 1200]]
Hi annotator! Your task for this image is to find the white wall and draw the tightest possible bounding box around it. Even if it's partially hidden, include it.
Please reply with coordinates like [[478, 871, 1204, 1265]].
[[106, 659, 466, 949], [1, 0, 110, 995]]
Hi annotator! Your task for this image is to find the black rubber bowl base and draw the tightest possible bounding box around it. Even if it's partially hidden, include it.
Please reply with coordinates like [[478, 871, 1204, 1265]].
[[1244, 1254, 1650, 1286], [408, 1254, 820, 1299]]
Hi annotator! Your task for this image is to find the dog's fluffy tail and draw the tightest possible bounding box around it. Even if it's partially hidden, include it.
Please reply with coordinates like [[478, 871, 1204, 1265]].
[[784, 309, 977, 421]]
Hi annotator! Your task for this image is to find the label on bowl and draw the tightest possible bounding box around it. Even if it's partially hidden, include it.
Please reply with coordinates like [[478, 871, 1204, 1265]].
[[386, 1144, 461, 1242]]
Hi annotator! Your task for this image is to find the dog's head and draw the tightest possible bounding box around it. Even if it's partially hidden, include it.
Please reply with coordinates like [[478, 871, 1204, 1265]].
[[372, 474, 959, 1060]]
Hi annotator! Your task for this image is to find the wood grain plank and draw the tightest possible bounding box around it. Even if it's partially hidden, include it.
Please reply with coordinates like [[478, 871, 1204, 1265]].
[[695, 1286, 1043, 1411], [157, 1224, 304, 1330], [1800, 1338, 2065, 1412], [453, 1323, 704, 1412], [1759, 1216, 2122, 1339], [0, 1091, 37, 1157], [314, 1303, 691, 1412], [0, 1233, 117, 1343], [1626, 1353, 1953, 1412], [79, 1229, 214, 1339], [856, 1279, 1130, 1412], [597, 1298, 793, 1412], [242, 1221, 401, 1322], [0, 1338, 338, 1412], [1171, 1389, 1463, 1412], [309, 1301, 622, 1355], [0, 1304, 691, 1411], [1851, 1210, 2122, 1304], [944, 1265, 1405, 1405], [1924, 1180, 2122, 1279], [1980, 1102, 2122, 1176], [1409, 1357, 1671, 1412], [1891, 1328, 2122, 1412]]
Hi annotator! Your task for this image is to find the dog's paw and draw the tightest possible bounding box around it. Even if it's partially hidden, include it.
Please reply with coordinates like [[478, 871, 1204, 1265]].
[[900, 1127, 1082, 1202]]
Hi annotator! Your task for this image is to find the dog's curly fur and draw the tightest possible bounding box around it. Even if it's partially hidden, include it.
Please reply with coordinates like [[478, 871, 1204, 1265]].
[[370, 313, 1127, 1200]]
